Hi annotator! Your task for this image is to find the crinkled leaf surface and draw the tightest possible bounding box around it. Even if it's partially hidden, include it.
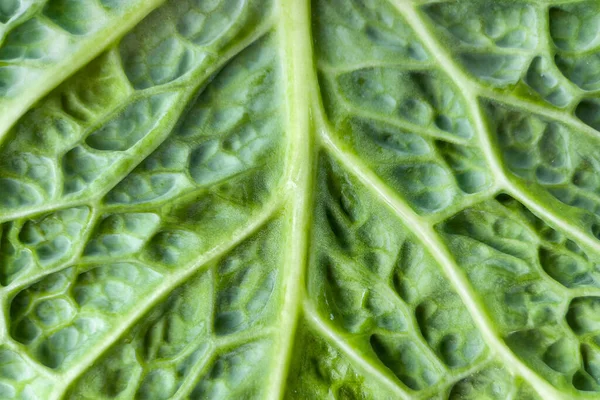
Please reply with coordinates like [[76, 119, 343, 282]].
[[1, 0, 600, 399]]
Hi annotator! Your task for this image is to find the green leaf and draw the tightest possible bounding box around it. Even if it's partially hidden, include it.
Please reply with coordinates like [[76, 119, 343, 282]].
[[0, 0, 599, 399]]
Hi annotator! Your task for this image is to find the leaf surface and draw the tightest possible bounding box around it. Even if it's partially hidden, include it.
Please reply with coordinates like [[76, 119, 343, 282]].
[[0, 0, 599, 399]]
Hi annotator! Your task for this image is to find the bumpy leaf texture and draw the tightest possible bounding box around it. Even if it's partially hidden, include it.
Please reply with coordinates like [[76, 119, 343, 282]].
[[1, 0, 600, 398]]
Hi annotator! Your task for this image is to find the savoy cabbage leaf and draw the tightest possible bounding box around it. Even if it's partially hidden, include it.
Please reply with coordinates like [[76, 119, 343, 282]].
[[0, 0, 599, 399]]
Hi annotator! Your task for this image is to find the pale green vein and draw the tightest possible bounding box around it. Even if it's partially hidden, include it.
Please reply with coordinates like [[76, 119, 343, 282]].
[[318, 117, 565, 400], [318, 59, 435, 75], [532, 3, 576, 104], [509, 182, 600, 254], [418, 355, 495, 400], [66, 23, 274, 209], [265, 0, 314, 398], [0, 0, 167, 144], [392, 0, 600, 258], [331, 251, 448, 375], [423, 187, 500, 225], [332, 89, 471, 146], [169, 267, 217, 400], [0, 22, 273, 225], [1, 337, 57, 380], [480, 87, 597, 141], [51, 200, 282, 399], [2, 205, 100, 294], [465, 46, 533, 57], [477, 91, 600, 257], [214, 328, 277, 350], [388, 1, 574, 398], [303, 302, 410, 400], [0, 1, 45, 45], [0, 197, 87, 225], [171, 349, 215, 399], [173, 328, 278, 399], [492, 199, 600, 298]]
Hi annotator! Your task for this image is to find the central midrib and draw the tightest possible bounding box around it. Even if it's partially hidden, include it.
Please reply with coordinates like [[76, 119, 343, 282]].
[[265, 0, 315, 398]]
